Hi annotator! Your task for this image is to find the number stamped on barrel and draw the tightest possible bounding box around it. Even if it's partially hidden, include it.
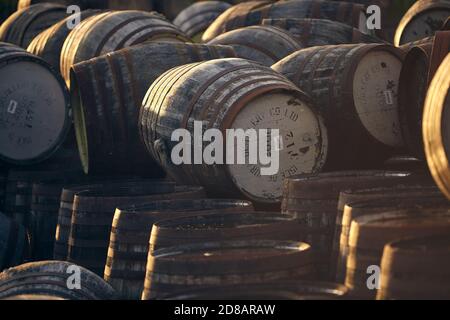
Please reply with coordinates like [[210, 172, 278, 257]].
[[174, 304, 277, 317]]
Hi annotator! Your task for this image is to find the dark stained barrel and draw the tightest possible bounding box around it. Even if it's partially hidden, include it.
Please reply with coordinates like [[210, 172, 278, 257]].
[[382, 156, 429, 173], [70, 42, 236, 175], [162, 281, 349, 300], [139, 58, 328, 205], [30, 182, 67, 260], [0, 212, 29, 271], [142, 240, 314, 300], [398, 42, 433, 159], [201, 0, 274, 42], [346, 208, 450, 299], [203, 0, 368, 42], [0, 261, 117, 300], [154, 0, 197, 21], [262, 18, 381, 47], [395, 0, 450, 46], [0, 3, 68, 48], [207, 25, 301, 66], [399, 32, 450, 159], [282, 170, 430, 280], [105, 199, 255, 299], [27, 9, 102, 71], [60, 10, 190, 88], [336, 190, 448, 284], [378, 234, 450, 300], [173, 1, 232, 40], [67, 183, 205, 275], [53, 178, 148, 261], [272, 43, 405, 169], [423, 52, 450, 200], [4, 169, 82, 227], [0, 43, 71, 166], [150, 212, 300, 253], [17, 0, 106, 10]]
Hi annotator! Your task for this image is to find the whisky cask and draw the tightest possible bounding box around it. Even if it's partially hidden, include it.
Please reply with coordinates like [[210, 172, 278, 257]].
[[142, 240, 314, 300], [0, 3, 68, 48], [207, 25, 301, 66], [0, 212, 29, 271], [202, 0, 273, 42], [0, 261, 117, 300], [140, 58, 328, 205], [378, 234, 450, 300], [105, 198, 254, 299], [0, 43, 71, 166], [173, 1, 231, 40], [60, 10, 189, 88], [27, 9, 101, 71], [262, 18, 381, 47], [203, 0, 368, 42], [67, 183, 205, 275], [70, 42, 236, 175], [423, 53, 450, 199], [273, 43, 405, 168], [346, 208, 450, 299], [395, 0, 450, 46]]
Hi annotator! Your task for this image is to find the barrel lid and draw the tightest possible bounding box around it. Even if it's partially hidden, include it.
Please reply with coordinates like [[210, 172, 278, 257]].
[[0, 54, 70, 165]]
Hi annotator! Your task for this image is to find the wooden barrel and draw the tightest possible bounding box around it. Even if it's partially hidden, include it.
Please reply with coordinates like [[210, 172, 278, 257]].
[[4, 169, 82, 227], [71, 42, 236, 175], [382, 156, 429, 173], [0, 0, 18, 25], [173, 1, 232, 40], [273, 43, 405, 169], [67, 183, 206, 275], [378, 234, 450, 300], [207, 25, 301, 66], [17, 0, 107, 10], [0, 43, 71, 166], [0, 261, 117, 300], [105, 198, 255, 300], [346, 208, 450, 299], [53, 178, 148, 260], [399, 42, 433, 159], [394, 0, 450, 46], [27, 9, 102, 72], [2, 294, 65, 300], [399, 32, 450, 159], [336, 192, 448, 284], [203, 0, 368, 42], [0, 3, 68, 48], [142, 240, 314, 300], [60, 10, 190, 88], [153, 0, 196, 21], [423, 53, 450, 199], [282, 170, 422, 280], [150, 211, 300, 252], [162, 281, 349, 300], [139, 58, 328, 205], [30, 182, 68, 261], [329, 0, 418, 42], [262, 18, 381, 47], [0, 212, 28, 271]]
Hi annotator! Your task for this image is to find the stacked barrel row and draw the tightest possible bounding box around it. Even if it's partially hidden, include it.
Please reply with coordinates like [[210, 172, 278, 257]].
[[0, 0, 449, 301]]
